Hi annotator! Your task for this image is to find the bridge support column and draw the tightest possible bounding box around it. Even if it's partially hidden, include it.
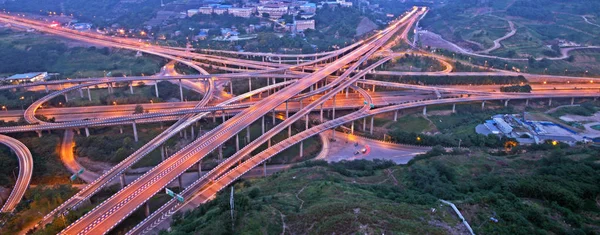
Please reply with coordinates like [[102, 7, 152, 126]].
[[161, 145, 165, 161], [452, 104, 456, 113], [331, 129, 335, 139], [571, 97, 575, 105], [248, 78, 252, 92], [370, 116, 374, 135], [132, 121, 138, 142], [87, 87, 92, 101], [79, 87, 84, 98], [222, 111, 226, 122], [155, 82, 159, 98], [272, 109, 276, 125], [305, 115, 309, 130], [36, 131, 42, 138], [345, 87, 349, 98], [481, 101, 486, 110], [107, 83, 112, 94], [351, 121, 355, 134], [423, 106, 427, 116], [320, 104, 324, 122], [85, 127, 90, 137], [128, 82, 134, 94], [504, 100, 509, 107], [236, 134, 240, 152], [120, 173, 126, 189], [394, 110, 398, 121], [525, 99, 529, 106], [372, 84, 376, 92], [178, 79, 184, 102], [246, 126, 250, 144], [211, 111, 216, 123], [229, 81, 234, 95], [119, 126, 123, 134], [178, 175, 183, 189], [332, 95, 336, 119], [44, 85, 49, 93], [145, 202, 150, 217], [363, 118, 367, 131], [197, 161, 202, 177], [548, 98, 552, 106], [64, 92, 69, 103], [262, 116, 265, 135], [218, 145, 223, 161], [183, 128, 188, 140], [299, 141, 303, 157], [191, 126, 195, 139]]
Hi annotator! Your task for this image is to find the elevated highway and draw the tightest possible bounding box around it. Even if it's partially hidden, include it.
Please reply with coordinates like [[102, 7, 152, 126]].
[[0, 135, 33, 213]]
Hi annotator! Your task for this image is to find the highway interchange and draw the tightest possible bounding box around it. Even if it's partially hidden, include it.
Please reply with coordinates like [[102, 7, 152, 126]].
[[0, 6, 599, 234]]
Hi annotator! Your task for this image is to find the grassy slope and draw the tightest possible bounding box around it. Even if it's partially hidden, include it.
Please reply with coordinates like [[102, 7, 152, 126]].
[[165, 145, 600, 235]]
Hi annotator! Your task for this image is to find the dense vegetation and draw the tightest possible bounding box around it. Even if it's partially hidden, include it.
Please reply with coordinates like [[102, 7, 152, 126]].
[[500, 84, 532, 93], [0, 29, 164, 79], [369, 74, 527, 85], [163, 144, 600, 234]]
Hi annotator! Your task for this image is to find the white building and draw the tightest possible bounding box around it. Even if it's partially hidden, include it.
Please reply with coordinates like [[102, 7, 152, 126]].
[[257, 5, 288, 19], [229, 8, 254, 18], [295, 19, 315, 32], [187, 9, 199, 17], [199, 7, 213, 14], [4, 72, 48, 83]]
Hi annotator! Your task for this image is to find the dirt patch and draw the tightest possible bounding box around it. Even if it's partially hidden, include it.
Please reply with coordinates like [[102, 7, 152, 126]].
[[77, 157, 115, 174], [356, 17, 378, 37]]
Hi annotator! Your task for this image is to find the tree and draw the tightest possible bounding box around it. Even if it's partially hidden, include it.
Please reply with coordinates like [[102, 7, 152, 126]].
[[133, 104, 144, 114]]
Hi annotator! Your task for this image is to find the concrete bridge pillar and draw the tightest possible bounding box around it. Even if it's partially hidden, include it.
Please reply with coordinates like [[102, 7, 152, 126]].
[[351, 121, 355, 134], [107, 83, 112, 94], [36, 131, 42, 138], [452, 104, 456, 113], [332, 95, 336, 119], [218, 145, 223, 161], [246, 126, 250, 144], [132, 121, 138, 142], [44, 85, 49, 93], [120, 173, 126, 189], [183, 128, 188, 140], [263, 162, 267, 177], [75, 129, 81, 135], [222, 111, 226, 123], [155, 82, 159, 98], [525, 99, 529, 106], [345, 87, 349, 98], [178, 79, 184, 102], [363, 117, 367, 131], [504, 100, 509, 107], [331, 129, 336, 139], [229, 80, 234, 96], [320, 104, 324, 123], [571, 97, 575, 105], [370, 116, 374, 135], [178, 175, 183, 189], [85, 127, 90, 137], [261, 116, 265, 135], [211, 111, 216, 123], [79, 87, 84, 98], [87, 87, 92, 101], [423, 106, 427, 116], [394, 110, 398, 121], [305, 115, 309, 130], [64, 92, 69, 103], [248, 78, 252, 92], [481, 101, 486, 110], [236, 134, 240, 152], [191, 126, 195, 139], [272, 109, 276, 126], [119, 126, 123, 134], [299, 141, 303, 158], [161, 145, 165, 161], [372, 84, 376, 92], [549, 98, 552, 106], [145, 202, 150, 217], [197, 161, 202, 177], [129, 82, 134, 94]]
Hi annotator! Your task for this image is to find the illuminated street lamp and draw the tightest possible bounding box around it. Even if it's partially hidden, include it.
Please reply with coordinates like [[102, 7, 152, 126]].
[[112, 101, 117, 105], [2, 106, 6, 111]]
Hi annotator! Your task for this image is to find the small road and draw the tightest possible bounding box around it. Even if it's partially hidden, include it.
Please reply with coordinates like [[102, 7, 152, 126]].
[[477, 20, 516, 54], [60, 130, 100, 183], [0, 135, 33, 213]]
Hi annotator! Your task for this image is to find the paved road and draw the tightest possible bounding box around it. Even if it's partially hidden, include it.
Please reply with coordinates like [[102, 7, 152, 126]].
[[60, 130, 100, 183], [0, 135, 33, 213]]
